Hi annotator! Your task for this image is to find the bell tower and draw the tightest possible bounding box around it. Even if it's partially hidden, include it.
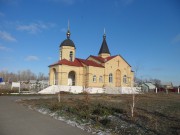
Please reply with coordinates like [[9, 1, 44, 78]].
[[59, 21, 76, 61]]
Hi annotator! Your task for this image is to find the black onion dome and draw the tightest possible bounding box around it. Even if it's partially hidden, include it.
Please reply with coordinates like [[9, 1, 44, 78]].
[[60, 27, 75, 48], [60, 38, 75, 48]]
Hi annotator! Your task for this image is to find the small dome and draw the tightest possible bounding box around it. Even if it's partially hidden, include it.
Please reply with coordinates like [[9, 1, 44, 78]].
[[60, 38, 75, 48]]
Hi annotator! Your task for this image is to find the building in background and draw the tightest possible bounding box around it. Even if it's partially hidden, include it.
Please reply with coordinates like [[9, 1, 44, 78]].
[[141, 82, 156, 92], [161, 82, 173, 89]]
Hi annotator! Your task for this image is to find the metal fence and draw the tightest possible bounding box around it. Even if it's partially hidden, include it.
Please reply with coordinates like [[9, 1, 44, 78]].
[[0, 81, 49, 92]]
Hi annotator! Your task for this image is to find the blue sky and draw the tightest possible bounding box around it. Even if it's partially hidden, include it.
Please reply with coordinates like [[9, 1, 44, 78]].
[[0, 0, 180, 85]]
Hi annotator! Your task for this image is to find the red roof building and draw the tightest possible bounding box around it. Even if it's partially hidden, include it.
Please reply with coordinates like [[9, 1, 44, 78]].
[[49, 27, 134, 88]]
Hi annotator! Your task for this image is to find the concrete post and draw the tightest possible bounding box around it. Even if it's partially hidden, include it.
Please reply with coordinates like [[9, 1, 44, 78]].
[[156, 87, 157, 94], [58, 92, 60, 102], [166, 88, 168, 94], [19, 85, 20, 94]]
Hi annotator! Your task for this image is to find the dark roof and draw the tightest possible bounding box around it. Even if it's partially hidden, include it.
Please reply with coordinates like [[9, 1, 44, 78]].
[[98, 35, 110, 55], [60, 28, 75, 48], [60, 38, 75, 48]]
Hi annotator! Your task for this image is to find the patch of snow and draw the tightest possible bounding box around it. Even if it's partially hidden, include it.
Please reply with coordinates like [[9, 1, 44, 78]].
[[36, 108, 50, 115], [38, 85, 141, 95], [34, 107, 111, 135]]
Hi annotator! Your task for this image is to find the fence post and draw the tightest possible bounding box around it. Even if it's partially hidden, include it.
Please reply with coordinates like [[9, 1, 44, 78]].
[[19, 85, 20, 93], [178, 87, 179, 94], [155, 87, 157, 93], [58, 91, 60, 102]]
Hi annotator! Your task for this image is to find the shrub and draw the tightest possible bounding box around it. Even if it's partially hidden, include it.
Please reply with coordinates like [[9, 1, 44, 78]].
[[99, 118, 111, 126], [92, 103, 112, 116], [48, 102, 61, 111]]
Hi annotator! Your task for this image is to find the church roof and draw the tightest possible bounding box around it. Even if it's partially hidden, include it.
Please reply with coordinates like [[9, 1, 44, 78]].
[[49, 58, 104, 68], [60, 38, 75, 48], [88, 55, 132, 67], [49, 59, 83, 67], [77, 58, 104, 67], [98, 33, 110, 55], [89, 55, 117, 63], [60, 23, 75, 48]]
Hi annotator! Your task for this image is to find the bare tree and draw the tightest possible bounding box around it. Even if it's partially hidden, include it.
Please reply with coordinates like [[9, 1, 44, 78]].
[[130, 93, 135, 117], [0, 69, 48, 82], [130, 64, 141, 118], [37, 72, 48, 80], [149, 78, 161, 88]]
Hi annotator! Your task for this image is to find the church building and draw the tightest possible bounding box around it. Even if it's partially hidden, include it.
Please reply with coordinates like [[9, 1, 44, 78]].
[[49, 26, 134, 88]]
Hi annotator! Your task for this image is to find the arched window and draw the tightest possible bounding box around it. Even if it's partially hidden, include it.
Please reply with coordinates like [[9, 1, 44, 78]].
[[123, 75, 127, 84], [69, 51, 73, 61], [93, 75, 96, 82], [68, 71, 75, 86], [99, 76, 103, 83], [53, 68, 58, 85], [109, 73, 113, 83], [60, 50, 62, 60]]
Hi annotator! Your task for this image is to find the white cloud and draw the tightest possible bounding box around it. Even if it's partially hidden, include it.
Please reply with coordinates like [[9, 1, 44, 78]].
[[16, 22, 55, 34], [0, 31, 17, 42], [0, 45, 11, 51], [172, 33, 180, 44], [17, 23, 44, 34], [25, 55, 39, 61]]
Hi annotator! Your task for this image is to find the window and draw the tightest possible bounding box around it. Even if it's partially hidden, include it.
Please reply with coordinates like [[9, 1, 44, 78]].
[[123, 75, 127, 84], [93, 75, 96, 82], [99, 76, 103, 83], [109, 73, 113, 83], [69, 51, 73, 61], [60, 51, 62, 60]]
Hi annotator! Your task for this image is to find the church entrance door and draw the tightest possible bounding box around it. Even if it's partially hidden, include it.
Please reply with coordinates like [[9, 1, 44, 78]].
[[68, 71, 75, 86], [116, 69, 121, 87]]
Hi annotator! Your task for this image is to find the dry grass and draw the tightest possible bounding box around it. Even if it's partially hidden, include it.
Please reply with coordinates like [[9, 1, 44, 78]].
[[0, 89, 19, 95], [20, 93, 180, 135]]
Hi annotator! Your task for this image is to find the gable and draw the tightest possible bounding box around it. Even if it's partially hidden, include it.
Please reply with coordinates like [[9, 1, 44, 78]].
[[106, 55, 131, 68], [118, 55, 131, 67]]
